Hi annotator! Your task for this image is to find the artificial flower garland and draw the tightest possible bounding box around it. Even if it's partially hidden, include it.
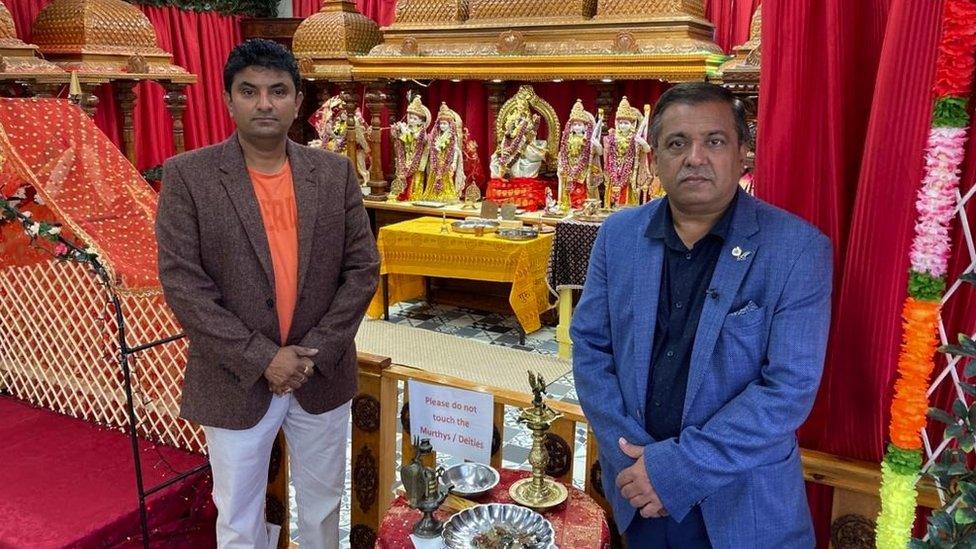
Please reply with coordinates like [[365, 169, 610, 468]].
[[876, 1, 976, 547]]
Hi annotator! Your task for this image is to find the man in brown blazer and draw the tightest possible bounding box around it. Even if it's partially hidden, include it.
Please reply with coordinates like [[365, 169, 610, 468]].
[[155, 39, 379, 549]]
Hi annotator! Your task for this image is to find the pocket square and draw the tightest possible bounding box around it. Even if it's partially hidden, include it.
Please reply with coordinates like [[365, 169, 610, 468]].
[[729, 300, 759, 317]]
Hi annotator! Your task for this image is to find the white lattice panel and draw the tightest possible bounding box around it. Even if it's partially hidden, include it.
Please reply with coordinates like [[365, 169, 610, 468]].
[[921, 179, 976, 504], [0, 260, 204, 453]]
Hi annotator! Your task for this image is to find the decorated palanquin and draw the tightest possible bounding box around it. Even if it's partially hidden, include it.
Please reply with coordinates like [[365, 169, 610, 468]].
[[0, 98, 203, 454], [24, 0, 197, 165]]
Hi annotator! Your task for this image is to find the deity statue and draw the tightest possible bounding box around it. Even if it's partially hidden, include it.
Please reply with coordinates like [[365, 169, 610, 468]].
[[423, 102, 465, 203], [490, 97, 547, 180], [308, 95, 371, 184], [557, 100, 603, 210], [603, 97, 652, 209], [390, 96, 432, 201]]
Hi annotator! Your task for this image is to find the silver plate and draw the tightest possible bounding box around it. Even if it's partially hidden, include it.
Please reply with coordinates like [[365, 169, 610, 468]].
[[496, 228, 539, 241], [442, 504, 554, 549], [451, 220, 500, 234], [441, 463, 500, 498]]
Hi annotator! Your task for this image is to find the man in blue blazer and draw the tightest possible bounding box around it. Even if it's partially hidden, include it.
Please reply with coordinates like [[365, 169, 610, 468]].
[[572, 82, 832, 548]]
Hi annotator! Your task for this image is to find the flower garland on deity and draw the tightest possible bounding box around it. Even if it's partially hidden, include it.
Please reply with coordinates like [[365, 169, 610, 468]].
[[603, 97, 652, 208], [557, 99, 603, 209], [390, 95, 432, 201], [307, 95, 347, 153], [494, 98, 535, 178], [423, 102, 465, 203], [874, 2, 976, 547]]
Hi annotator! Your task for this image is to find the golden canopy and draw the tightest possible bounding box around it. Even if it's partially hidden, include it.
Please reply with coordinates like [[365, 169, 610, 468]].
[[31, 0, 194, 83]]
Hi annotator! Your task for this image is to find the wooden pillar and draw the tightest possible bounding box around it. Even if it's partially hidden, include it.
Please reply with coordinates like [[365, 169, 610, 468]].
[[485, 81, 507, 158], [350, 352, 393, 549], [115, 80, 138, 166], [364, 81, 389, 201], [163, 83, 188, 155], [337, 81, 360, 173], [78, 83, 99, 118], [384, 81, 403, 183], [546, 417, 576, 485]]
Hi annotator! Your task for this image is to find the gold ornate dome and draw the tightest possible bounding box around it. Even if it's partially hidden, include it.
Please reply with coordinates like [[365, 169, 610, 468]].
[[293, 0, 381, 59], [0, 1, 17, 42], [0, 1, 67, 81], [31, 0, 163, 56]]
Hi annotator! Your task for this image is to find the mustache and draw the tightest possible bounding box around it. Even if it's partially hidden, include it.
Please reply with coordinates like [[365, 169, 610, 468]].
[[678, 170, 715, 181]]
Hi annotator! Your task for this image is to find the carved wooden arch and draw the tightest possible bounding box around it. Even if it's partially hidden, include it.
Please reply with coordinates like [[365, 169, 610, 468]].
[[494, 84, 560, 172]]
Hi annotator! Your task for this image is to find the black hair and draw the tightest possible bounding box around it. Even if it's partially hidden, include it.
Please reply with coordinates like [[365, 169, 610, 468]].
[[649, 82, 749, 149], [223, 38, 301, 94]]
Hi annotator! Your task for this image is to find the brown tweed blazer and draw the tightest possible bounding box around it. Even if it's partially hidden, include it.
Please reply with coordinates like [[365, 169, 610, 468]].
[[155, 134, 379, 430]]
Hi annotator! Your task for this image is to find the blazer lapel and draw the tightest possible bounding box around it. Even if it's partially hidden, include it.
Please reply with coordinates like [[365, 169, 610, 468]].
[[682, 192, 760, 422], [633, 201, 665, 414], [288, 140, 318, 300], [218, 135, 275, 289]]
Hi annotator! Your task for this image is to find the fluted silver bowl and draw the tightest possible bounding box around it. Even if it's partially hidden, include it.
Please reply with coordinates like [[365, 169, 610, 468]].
[[442, 503, 554, 548], [442, 462, 499, 498]]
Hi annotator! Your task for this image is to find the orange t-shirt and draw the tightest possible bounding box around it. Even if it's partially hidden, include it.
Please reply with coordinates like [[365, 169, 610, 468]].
[[249, 161, 299, 345]]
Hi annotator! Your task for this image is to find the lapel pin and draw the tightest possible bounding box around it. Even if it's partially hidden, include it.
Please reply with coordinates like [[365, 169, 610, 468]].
[[731, 246, 752, 261]]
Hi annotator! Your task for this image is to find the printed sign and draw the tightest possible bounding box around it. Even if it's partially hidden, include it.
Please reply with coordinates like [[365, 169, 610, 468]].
[[408, 380, 494, 464]]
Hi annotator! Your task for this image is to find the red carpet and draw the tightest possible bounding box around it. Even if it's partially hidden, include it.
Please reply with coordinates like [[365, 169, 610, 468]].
[[0, 395, 216, 548]]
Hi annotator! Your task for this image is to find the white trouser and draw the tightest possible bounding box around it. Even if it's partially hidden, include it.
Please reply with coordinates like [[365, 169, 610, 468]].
[[204, 395, 351, 549]]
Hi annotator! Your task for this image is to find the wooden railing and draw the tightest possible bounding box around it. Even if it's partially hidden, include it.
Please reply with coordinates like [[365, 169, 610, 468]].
[[347, 353, 941, 548]]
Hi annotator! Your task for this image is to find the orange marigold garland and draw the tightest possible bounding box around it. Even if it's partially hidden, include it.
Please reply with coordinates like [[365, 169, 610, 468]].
[[876, 1, 976, 547]]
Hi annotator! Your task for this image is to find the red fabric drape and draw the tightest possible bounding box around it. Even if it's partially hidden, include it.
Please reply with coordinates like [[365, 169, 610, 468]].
[[756, 1, 976, 544], [704, 0, 762, 52], [293, 0, 396, 24], [6, 1, 239, 170], [134, 7, 242, 169]]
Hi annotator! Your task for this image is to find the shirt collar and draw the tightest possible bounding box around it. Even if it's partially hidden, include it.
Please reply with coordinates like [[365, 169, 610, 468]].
[[646, 189, 740, 246]]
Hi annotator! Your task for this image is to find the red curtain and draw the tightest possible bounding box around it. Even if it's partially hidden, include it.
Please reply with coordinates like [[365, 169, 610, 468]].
[[704, 0, 762, 52], [134, 7, 242, 169], [293, 0, 396, 23], [756, 0, 976, 544], [6, 1, 239, 170]]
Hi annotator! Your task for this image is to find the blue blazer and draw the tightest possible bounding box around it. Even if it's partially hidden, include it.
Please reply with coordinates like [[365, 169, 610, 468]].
[[571, 191, 832, 548]]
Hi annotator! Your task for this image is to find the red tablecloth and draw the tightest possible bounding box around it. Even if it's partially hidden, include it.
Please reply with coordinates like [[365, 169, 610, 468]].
[[377, 468, 611, 548]]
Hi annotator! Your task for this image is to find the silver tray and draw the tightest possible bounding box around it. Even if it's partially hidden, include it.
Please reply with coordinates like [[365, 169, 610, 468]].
[[441, 463, 500, 498], [496, 228, 539, 241], [442, 503, 554, 549], [451, 220, 500, 234]]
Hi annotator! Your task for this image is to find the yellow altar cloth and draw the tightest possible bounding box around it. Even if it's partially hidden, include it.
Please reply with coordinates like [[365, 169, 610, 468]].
[[366, 217, 554, 333]]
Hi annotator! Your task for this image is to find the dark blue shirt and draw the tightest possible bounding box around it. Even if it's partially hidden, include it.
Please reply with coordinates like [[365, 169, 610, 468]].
[[644, 192, 738, 441]]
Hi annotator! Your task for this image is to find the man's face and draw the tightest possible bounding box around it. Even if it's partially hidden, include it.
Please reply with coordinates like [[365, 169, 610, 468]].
[[652, 101, 746, 213], [571, 122, 586, 135], [616, 120, 633, 133], [223, 66, 302, 141], [407, 113, 422, 126], [438, 120, 451, 133]]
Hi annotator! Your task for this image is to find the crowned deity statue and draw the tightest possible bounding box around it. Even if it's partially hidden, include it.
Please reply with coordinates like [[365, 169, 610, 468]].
[[603, 97, 653, 208], [489, 97, 547, 180], [308, 95, 372, 184], [390, 96, 432, 201], [557, 100, 603, 210], [423, 103, 466, 203]]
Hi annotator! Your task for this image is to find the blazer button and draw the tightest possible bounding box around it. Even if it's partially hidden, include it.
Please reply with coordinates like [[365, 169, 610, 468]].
[[265, 298, 274, 310]]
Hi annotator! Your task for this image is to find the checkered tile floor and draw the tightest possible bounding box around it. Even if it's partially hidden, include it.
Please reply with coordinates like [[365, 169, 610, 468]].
[[288, 300, 581, 547]]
